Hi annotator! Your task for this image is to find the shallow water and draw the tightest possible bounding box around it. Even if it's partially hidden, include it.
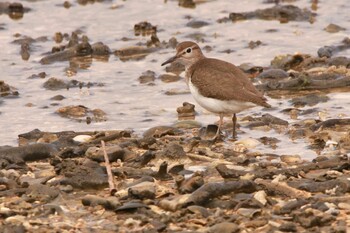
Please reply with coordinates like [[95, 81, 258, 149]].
[[0, 0, 349, 159]]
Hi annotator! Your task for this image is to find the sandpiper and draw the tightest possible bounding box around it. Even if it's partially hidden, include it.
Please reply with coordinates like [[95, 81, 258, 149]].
[[162, 41, 270, 139]]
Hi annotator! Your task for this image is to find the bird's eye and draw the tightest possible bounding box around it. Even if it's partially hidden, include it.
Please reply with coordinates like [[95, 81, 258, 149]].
[[186, 48, 192, 53]]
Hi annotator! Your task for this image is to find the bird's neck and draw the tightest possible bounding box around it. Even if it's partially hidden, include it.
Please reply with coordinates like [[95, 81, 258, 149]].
[[184, 59, 201, 85]]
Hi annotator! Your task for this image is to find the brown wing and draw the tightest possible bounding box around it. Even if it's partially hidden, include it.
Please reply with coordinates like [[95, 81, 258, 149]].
[[190, 58, 270, 107]]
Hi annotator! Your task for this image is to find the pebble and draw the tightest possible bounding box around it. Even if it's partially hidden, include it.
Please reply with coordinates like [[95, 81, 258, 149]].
[[234, 138, 261, 149], [209, 222, 239, 233], [159, 73, 181, 83], [138, 70, 156, 84], [280, 154, 302, 164], [253, 190, 267, 206], [186, 20, 209, 28], [324, 23, 346, 33], [338, 202, 350, 210], [128, 181, 156, 199], [73, 135, 92, 143]]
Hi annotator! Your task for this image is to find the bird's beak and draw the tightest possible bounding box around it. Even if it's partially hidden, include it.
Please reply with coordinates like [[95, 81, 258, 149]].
[[161, 55, 178, 66]]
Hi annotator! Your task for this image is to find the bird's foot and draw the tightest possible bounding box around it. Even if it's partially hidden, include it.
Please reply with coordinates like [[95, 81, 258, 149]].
[[199, 124, 223, 142], [212, 133, 224, 143], [213, 124, 224, 142]]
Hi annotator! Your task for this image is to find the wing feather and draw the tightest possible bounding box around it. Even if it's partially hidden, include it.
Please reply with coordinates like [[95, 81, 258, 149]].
[[189, 58, 270, 107]]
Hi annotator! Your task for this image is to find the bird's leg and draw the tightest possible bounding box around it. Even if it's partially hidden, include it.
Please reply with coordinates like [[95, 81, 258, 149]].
[[232, 113, 237, 139], [214, 113, 224, 139]]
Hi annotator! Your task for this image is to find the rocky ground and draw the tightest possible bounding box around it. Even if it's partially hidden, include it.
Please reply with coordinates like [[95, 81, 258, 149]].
[[0, 119, 350, 232], [1, 0, 350, 232]]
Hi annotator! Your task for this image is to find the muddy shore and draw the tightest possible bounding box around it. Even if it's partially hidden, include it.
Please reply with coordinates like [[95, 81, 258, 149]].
[[1, 0, 350, 232]]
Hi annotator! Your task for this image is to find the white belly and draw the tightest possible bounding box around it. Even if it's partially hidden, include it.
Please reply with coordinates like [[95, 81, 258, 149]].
[[188, 80, 256, 114]]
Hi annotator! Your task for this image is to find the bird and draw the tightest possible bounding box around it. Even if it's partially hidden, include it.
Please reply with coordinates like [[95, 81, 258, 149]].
[[161, 41, 271, 139]]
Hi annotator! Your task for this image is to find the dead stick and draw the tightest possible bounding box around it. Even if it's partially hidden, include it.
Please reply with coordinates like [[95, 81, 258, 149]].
[[255, 178, 311, 199], [101, 140, 116, 195]]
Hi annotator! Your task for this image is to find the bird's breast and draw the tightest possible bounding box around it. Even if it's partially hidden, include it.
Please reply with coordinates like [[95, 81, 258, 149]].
[[188, 78, 256, 114]]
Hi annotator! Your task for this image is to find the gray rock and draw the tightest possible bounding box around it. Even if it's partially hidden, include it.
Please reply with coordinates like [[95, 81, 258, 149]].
[[290, 94, 330, 107], [82, 194, 120, 210], [58, 159, 108, 189], [139, 70, 156, 84], [25, 184, 60, 202], [128, 181, 156, 199], [85, 145, 125, 162], [209, 222, 239, 233], [143, 126, 182, 138], [160, 142, 186, 159], [257, 68, 289, 80], [186, 20, 209, 28], [324, 23, 346, 33]]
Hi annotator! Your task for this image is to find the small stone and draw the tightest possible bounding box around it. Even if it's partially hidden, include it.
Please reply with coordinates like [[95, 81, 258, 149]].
[[25, 103, 34, 107], [290, 94, 330, 107], [85, 145, 125, 162], [59, 185, 74, 193], [164, 88, 190, 95], [4, 215, 26, 224], [25, 184, 60, 202], [56, 105, 87, 118], [37, 133, 59, 143], [279, 222, 297, 232], [168, 37, 178, 48], [236, 208, 261, 218], [54, 32, 63, 43], [186, 20, 209, 28], [234, 138, 260, 149], [128, 182, 156, 199], [50, 95, 65, 101], [177, 102, 195, 120], [143, 126, 181, 138], [28, 72, 47, 79], [43, 77, 67, 90], [159, 194, 191, 211], [115, 46, 157, 61], [63, 1, 71, 8], [92, 42, 111, 56], [165, 62, 185, 75], [159, 74, 181, 83], [324, 23, 346, 33], [172, 120, 202, 129], [257, 69, 289, 80], [209, 222, 239, 233], [253, 190, 267, 206], [0, 184, 7, 191], [318, 46, 334, 58], [248, 40, 262, 49], [338, 202, 350, 210], [59, 159, 108, 189], [327, 56, 350, 67], [177, 174, 204, 194], [280, 154, 302, 164], [92, 109, 107, 120], [0, 80, 19, 97], [160, 142, 186, 159], [187, 205, 209, 218], [139, 70, 156, 84], [73, 135, 92, 143], [179, 0, 196, 8], [82, 194, 121, 210], [116, 201, 149, 211], [134, 21, 156, 36]]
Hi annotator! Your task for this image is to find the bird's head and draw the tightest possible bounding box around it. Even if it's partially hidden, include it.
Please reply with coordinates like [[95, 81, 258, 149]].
[[161, 41, 204, 68]]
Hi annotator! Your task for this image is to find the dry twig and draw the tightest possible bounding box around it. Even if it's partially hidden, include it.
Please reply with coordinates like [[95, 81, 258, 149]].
[[101, 140, 116, 195]]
